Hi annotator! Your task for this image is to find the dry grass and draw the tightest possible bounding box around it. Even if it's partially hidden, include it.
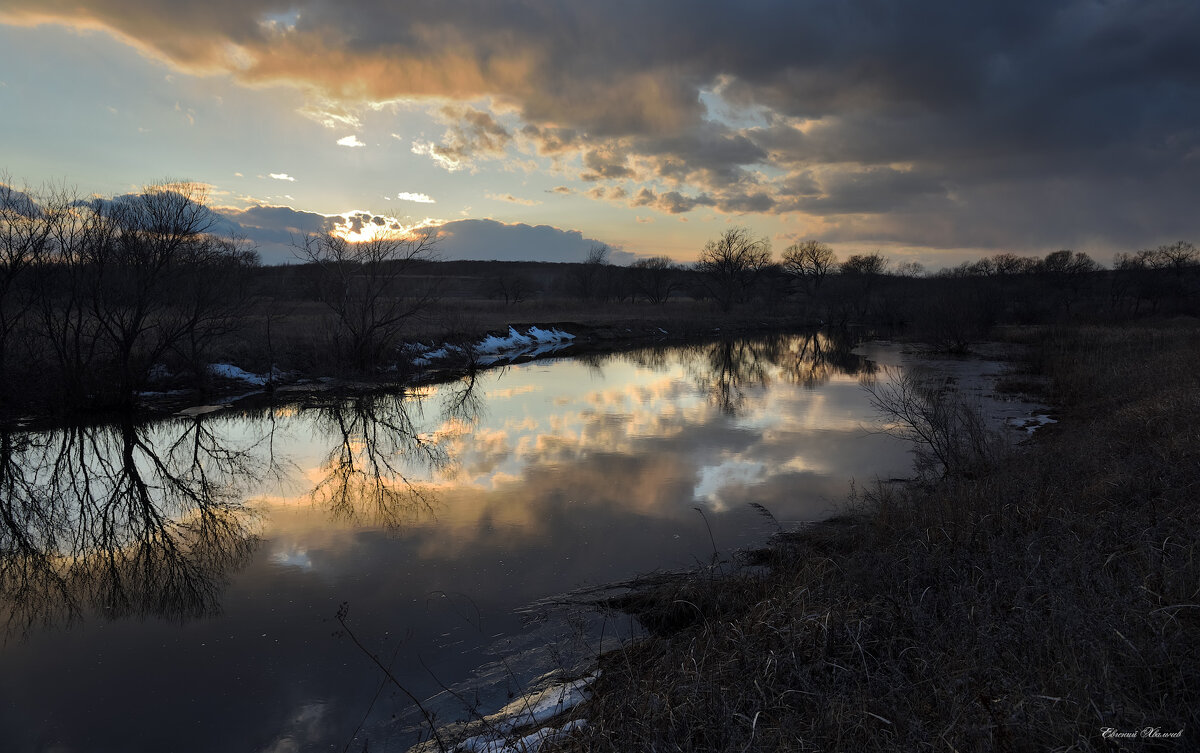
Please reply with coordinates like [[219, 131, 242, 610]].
[[551, 321, 1200, 752], [205, 297, 800, 376]]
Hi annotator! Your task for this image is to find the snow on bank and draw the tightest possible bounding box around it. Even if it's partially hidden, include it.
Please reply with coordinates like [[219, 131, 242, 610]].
[[409, 327, 576, 368], [458, 719, 587, 753], [486, 672, 594, 734], [1008, 413, 1058, 434], [421, 672, 596, 753], [207, 363, 271, 385]]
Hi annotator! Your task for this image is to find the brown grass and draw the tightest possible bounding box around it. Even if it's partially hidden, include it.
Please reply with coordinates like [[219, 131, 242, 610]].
[[548, 321, 1200, 752], [205, 297, 803, 376]]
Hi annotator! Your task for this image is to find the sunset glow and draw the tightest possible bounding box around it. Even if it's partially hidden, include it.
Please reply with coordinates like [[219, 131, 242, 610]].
[[2, 2, 1198, 266]]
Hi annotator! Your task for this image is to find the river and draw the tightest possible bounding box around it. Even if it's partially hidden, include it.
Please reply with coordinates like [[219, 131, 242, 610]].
[[0, 333, 1043, 752]]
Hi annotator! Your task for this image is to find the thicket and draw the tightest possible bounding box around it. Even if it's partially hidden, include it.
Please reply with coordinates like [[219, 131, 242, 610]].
[[0, 180, 258, 417]]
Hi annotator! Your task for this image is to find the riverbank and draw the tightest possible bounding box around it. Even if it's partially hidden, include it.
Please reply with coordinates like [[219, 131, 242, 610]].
[[538, 321, 1199, 751], [128, 306, 823, 422]]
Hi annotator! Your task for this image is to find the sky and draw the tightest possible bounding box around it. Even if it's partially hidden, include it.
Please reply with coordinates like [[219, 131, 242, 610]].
[[1, 0, 1198, 266]]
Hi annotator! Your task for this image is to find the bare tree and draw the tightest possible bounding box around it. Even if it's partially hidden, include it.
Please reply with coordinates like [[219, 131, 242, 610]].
[[630, 255, 682, 304], [296, 225, 438, 372], [781, 240, 837, 294], [695, 227, 772, 312], [569, 243, 612, 301], [1113, 242, 1198, 313], [1151, 241, 1198, 276], [893, 260, 926, 278], [484, 270, 536, 305], [24, 181, 254, 408], [838, 251, 890, 315], [1040, 249, 1099, 312], [171, 233, 260, 382], [863, 366, 1006, 479], [990, 252, 1040, 275], [839, 252, 889, 276], [0, 177, 53, 415]]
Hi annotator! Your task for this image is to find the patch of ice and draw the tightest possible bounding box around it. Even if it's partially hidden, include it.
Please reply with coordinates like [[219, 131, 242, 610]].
[[136, 389, 190, 398], [178, 404, 227, 417]]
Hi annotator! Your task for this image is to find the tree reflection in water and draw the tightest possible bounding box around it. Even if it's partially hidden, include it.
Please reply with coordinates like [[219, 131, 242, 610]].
[[305, 373, 480, 530], [0, 373, 483, 638], [674, 331, 877, 415], [0, 416, 261, 638]]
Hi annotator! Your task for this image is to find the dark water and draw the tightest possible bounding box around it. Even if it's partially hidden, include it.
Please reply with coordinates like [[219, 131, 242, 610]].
[[0, 334, 919, 752]]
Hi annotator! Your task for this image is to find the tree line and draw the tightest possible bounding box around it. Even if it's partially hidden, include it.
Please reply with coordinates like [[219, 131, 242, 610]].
[[4, 179, 1197, 420], [0, 180, 258, 417]]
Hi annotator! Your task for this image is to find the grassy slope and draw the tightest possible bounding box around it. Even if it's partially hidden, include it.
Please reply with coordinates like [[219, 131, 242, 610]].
[[558, 323, 1199, 752]]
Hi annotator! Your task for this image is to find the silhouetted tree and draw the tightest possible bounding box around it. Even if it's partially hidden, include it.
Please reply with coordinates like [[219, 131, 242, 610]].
[[24, 181, 256, 409], [1040, 249, 1099, 312], [630, 255, 682, 304], [296, 225, 438, 371], [484, 270, 536, 305], [839, 252, 889, 277], [696, 227, 771, 312], [782, 240, 837, 294], [0, 178, 53, 417], [569, 243, 612, 301]]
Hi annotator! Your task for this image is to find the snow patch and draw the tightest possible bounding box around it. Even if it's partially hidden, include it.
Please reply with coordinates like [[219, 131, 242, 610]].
[[208, 363, 270, 385], [488, 673, 594, 733], [458, 720, 587, 753], [406, 327, 576, 369], [1007, 413, 1058, 434], [443, 673, 596, 753]]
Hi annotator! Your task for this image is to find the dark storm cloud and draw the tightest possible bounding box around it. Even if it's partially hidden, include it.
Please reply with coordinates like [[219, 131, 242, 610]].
[[7, 0, 1200, 249], [787, 168, 951, 215]]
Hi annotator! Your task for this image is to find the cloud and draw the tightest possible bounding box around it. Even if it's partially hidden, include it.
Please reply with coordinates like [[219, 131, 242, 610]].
[[484, 192, 541, 206], [409, 105, 512, 171], [586, 186, 627, 202], [395, 191, 435, 203], [631, 187, 716, 215], [210, 203, 331, 261], [409, 140, 464, 172], [207, 204, 632, 264], [7, 0, 1200, 250], [336, 134, 365, 147], [432, 218, 635, 263], [268, 173, 295, 182]]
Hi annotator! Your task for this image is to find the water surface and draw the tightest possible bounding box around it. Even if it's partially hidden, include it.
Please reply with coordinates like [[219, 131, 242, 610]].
[[1, 333, 925, 752]]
